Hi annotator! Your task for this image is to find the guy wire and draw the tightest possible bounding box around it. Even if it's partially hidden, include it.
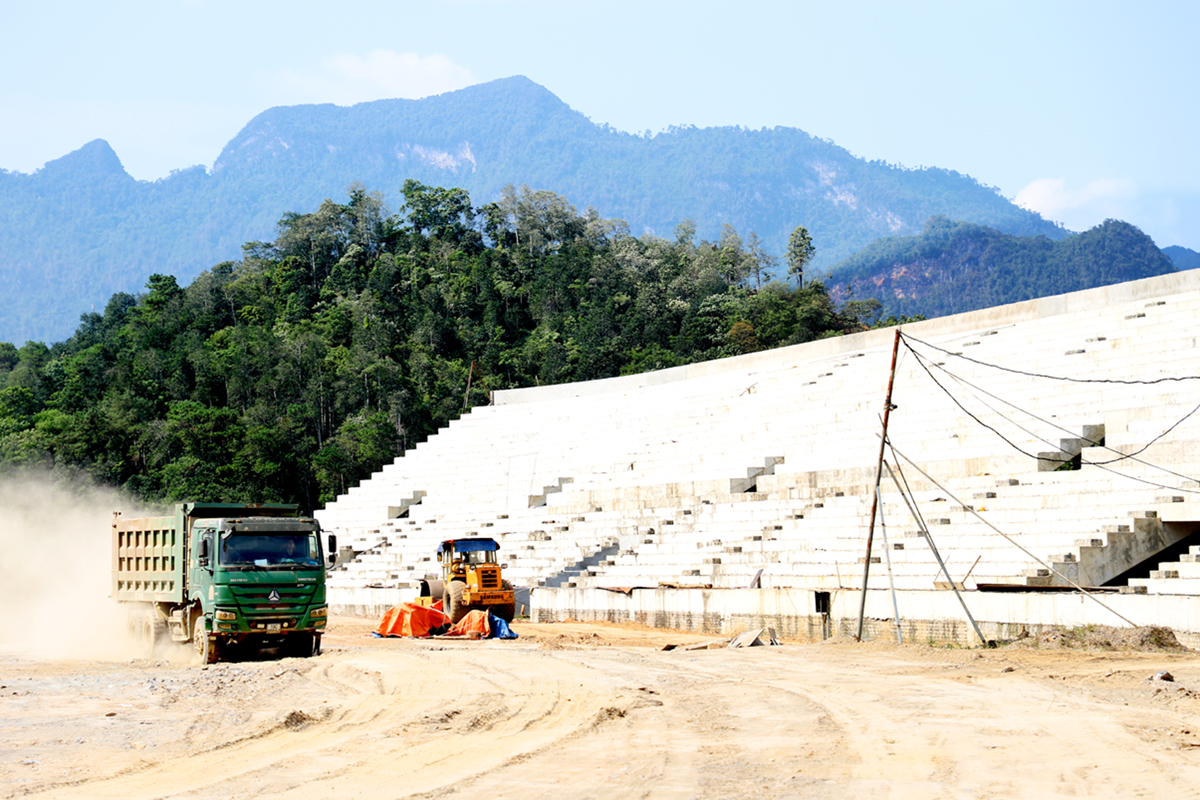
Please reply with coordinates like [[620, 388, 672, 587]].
[[884, 439, 1138, 628]]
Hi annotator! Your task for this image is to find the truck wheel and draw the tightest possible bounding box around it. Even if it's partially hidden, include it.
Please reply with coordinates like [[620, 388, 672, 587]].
[[446, 581, 468, 624], [193, 615, 220, 664], [288, 633, 319, 658], [140, 611, 166, 657], [493, 580, 516, 623]]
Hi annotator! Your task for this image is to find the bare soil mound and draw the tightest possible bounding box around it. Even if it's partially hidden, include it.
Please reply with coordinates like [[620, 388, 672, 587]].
[[1003, 624, 1187, 652]]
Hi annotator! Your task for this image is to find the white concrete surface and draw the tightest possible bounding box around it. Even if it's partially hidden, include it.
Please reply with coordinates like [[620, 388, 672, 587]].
[[322, 270, 1200, 641]]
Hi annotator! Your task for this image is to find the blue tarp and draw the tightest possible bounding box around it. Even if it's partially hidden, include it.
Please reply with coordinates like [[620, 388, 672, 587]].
[[488, 612, 518, 639]]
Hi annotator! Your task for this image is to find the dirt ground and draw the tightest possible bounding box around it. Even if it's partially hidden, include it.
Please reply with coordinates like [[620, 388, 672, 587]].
[[5, 617, 1200, 799]]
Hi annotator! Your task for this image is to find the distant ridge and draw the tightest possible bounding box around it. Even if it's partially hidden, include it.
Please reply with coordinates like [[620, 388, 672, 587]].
[[1164, 245, 1200, 272], [826, 217, 1177, 320], [2, 76, 1065, 343]]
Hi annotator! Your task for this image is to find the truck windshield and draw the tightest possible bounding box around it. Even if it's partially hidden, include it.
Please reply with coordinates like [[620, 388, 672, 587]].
[[220, 533, 320, 568]]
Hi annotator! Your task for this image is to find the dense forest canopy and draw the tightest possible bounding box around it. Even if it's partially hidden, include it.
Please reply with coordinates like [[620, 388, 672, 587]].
[[0, 182, 880, 511]]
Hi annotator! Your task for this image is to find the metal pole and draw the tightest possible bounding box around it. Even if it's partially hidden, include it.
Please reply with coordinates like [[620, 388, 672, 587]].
[[884, 460, 989, 647], [856, 328, 903, 641], [875, 483, 903, 644], [886, 443, 1139, 629]]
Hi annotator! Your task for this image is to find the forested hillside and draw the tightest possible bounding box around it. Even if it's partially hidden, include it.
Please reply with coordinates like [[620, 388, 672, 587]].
[[0, 76, 1065, 343], [0, 183, 874, 510], [825, 217, 1177, 320]]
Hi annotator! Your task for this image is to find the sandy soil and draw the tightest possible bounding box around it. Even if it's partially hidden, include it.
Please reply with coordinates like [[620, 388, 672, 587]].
[[5, 617, 1200, 799]]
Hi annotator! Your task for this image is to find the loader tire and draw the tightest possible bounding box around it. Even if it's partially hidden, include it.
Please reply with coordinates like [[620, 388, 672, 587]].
[[193, 614, 220, 664], [446, 581, 468, 624], [493, 580, 516, 623]]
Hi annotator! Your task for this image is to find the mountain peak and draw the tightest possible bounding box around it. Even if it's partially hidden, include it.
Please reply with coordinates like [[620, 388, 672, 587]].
[[214, 76, 590, 174], [453, 75, 562, 102], [39, 139, 129, 178]]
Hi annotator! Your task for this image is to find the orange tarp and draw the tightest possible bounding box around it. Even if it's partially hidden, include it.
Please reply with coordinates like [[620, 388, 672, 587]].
[[375, 602, 449, 638], [446, 609, 491, 638]]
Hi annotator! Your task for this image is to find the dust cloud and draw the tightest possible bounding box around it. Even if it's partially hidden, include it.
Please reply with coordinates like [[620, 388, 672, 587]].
[[0, 473, 156, 660]]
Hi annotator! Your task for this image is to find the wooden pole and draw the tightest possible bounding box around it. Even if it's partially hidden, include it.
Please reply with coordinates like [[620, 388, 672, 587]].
[[855, 328, 902, 641]]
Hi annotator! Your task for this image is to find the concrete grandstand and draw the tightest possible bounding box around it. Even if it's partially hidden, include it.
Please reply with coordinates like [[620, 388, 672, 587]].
[[318, 270, 1200, 645]]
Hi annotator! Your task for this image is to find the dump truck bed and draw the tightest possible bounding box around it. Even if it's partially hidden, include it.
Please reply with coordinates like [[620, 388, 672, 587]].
[[112, 503, 301, 604], [112, 513, 184, 603]]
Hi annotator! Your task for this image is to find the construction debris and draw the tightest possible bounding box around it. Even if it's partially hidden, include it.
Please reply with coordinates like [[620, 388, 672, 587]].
[[728, 627, 781, 648], [661, 627, 783, 651]]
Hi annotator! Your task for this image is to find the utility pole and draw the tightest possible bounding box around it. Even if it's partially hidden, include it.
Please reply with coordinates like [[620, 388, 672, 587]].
[[856, 328, 902, 641]]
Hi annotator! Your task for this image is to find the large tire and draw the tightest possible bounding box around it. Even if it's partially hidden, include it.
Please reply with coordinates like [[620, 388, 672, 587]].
[[193, 614, 220, 664], [288, 633, 320, 658], [446, 581, 468, 624], [140, 611, 167, 658], [493, 580, 516, 623]]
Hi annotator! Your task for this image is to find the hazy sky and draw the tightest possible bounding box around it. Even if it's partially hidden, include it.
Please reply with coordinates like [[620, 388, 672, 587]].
[[2, 0, 1197, 249]]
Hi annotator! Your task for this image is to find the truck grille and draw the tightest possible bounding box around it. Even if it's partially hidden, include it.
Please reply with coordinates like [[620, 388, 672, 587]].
[[230, 585, 315, 617]]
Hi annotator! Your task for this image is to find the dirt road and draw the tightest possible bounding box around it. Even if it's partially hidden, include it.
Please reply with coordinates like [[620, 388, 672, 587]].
[[4, 617, 1200, 799]]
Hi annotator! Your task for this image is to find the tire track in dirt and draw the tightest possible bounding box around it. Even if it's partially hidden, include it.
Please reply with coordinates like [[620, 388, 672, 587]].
[[670, 646, 1200, 799], [11, 623, 1200, 799], [386, 647, 848, 800], [33, 648, 640, 799]]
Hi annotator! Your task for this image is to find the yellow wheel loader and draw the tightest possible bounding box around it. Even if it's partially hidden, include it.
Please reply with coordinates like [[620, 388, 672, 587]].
[[416, 538, 515, 624]]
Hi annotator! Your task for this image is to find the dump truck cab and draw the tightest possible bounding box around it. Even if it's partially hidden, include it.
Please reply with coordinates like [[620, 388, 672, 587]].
[[191, 515, 329, 657]]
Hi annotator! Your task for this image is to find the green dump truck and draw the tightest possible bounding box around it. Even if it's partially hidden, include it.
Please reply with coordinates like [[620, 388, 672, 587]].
[[112, 503, 336, 663]]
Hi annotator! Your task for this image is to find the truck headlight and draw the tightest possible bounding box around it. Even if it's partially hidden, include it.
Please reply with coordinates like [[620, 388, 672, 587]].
[[215, 610, 237, 621], [310, 607, 327, 619]]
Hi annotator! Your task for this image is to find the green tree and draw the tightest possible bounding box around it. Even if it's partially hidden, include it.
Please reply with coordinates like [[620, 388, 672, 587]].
[[787, 226, 816, 287], [400, 179, 473, 243]]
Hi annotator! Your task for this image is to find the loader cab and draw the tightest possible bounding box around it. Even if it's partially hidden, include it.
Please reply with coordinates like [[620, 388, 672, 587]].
[[437, 538, 502, 581]]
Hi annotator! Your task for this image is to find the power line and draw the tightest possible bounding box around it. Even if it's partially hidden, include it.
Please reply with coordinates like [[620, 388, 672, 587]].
[[901, 338, 1060, 466], [901, 339, 1200, 494], [902, 332, 1200, 386], [915, 343, 1200, 475]]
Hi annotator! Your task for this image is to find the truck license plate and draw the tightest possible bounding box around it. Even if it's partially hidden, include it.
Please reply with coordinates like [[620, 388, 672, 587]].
[[267, 623, 281, 633]]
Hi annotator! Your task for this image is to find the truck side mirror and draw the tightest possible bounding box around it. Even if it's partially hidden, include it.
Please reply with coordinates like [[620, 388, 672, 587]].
[[327, 534, 338, 565], [198, 538, 210, 567]]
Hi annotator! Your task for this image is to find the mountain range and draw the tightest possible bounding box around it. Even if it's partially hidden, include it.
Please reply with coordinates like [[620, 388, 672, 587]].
[[1, 76, 1069, 344]]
